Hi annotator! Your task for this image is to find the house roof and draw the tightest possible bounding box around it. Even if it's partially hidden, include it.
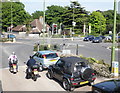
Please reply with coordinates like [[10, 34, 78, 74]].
[[30, 19, 43, 32], [12, 25, 26, 32]]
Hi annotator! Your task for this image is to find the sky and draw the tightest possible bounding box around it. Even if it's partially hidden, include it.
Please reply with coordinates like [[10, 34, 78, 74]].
[[20, 0, 120, 15]]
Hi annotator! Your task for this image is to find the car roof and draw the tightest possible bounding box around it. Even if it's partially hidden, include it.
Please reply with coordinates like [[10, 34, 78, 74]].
[[92, 79, 120, 92], [60, 56, 88, 64], [37, 51, 56, 55]]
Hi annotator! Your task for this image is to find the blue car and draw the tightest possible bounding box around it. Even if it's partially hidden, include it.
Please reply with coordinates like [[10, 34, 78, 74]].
[[83, 35, 95, 41], [7, 34, 16, 38], [92, 37, 102, 43]]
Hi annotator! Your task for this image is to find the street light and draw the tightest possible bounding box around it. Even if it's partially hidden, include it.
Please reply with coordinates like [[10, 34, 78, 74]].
[[43, 0, 45, 45], [70, 0, 77, 37]]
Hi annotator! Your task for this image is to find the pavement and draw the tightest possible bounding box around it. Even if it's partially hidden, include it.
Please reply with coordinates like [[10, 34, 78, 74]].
[[0, 66, 115, 92]]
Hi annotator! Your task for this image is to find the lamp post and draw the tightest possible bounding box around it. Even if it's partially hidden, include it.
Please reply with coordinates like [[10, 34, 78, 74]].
[[43, 0, 45, 45], [70, 0, 77, 38]]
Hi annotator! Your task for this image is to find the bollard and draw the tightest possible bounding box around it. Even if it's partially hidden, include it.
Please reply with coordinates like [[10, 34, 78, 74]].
[[48, 44, 50, 48], [112, 61, 119, 77], [37, 44, 39, 51], [71, 37, 74, 41], [76, 44, 78, 55], [13, 38, 16, 42]]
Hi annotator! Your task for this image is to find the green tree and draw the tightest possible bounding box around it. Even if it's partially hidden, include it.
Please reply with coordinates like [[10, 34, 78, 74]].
[[45, 5, 66, 26], [102, 10, 120, 34], [89, 11, 106, 34], [31, 11, 43, 19], [1, 1, 31, 31], [62, 1, 89, 34]]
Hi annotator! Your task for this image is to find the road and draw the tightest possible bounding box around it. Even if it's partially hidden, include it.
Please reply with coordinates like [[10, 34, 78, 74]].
[[0, 38, 119, 68], [0, 37, 119, 91]]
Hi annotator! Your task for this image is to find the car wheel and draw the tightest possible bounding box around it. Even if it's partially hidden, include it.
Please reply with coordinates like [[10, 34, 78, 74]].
[[47, 70, 53, 79], [63, 79, 72, 91], [39, 64, 43, 72], [88, 82, 94, 86]]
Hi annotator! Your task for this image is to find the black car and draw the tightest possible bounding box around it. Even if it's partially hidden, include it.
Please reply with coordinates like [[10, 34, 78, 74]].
[[47, 56, 96, 91], [92, 37, 102, 43], [92, 79, 120, 93]]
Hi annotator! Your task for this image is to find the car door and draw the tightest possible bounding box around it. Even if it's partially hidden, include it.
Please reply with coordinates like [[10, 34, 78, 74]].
[[53, 60, 64, 81]]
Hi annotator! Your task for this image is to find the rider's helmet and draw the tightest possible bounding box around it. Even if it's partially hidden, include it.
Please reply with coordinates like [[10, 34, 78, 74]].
[[12, 52, 15, 55]]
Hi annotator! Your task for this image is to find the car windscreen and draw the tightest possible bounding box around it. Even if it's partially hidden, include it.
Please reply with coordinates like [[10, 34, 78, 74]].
[[44, 53, 58, 59]]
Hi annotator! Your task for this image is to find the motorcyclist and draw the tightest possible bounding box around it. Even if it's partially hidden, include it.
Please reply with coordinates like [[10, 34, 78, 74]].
[[8, 52, 18, 67], [26, 56, 39, 79]]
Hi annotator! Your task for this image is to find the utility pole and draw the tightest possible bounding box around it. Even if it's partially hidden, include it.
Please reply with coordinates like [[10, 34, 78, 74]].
[[111, 0, 118, 77], [43, 0, 45, 45]]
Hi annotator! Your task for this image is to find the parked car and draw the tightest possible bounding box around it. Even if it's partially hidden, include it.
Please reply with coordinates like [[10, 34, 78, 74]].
[[32, 51, 60, 71], [92, 37, 103, 43], [0, 33, 5, 38], [99, 35, 105, 39], [92, 79, 120, 93], [47, 56, 96, 91], [83, 35, 95, 41], [7, 34, 16, 38], [105, 35, 112, 41]]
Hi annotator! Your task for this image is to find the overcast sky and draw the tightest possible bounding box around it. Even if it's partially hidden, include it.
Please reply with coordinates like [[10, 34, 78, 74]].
[[20, 0, 120, 15]]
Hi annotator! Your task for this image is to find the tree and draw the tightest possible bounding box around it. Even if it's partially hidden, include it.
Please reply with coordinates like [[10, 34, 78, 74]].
[[89, 11, 106, 34], [45, 5, 66, 26], [31, 11, 43, 19], [62, 1, 89, 34], [102, 10, 120, 34], [1, 1, 31, 31]]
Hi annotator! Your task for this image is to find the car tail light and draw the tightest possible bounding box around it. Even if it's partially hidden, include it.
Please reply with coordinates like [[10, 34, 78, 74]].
[[70, 78, 74, 81], [42, 55, 46, 59], [92, 73, 95, 75], [72, 83, 78, 85], [56, 53, 58, 57], [92, 78, 96, 81]]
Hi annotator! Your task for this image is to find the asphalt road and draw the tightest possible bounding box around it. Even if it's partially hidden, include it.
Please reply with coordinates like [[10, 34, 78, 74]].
[[0, 37, 119, 91], [0, 38, 119, 68]]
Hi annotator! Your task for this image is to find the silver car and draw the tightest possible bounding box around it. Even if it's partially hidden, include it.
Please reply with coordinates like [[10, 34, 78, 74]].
[[33, 51, 60, 71]]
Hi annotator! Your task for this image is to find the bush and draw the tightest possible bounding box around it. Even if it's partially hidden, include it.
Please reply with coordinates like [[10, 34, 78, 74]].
[[0, 38, 13, 42], [33, 44, 60, 51], [104, 39, 112, 43]]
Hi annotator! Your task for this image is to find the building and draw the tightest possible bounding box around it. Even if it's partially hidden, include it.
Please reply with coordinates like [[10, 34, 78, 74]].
[[12, 25, 26, 32], [30, 19, 42, 34]]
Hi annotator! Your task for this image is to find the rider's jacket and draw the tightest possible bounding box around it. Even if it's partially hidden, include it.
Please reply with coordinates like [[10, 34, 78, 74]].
[[8, 54, 17, 63]]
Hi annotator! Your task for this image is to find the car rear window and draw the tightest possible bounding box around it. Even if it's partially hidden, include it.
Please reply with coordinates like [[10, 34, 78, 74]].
[[44, 53, 58, 59]]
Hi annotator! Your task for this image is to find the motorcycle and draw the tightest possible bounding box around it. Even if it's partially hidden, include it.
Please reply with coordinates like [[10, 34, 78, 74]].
[[9, 60, 18, 74], [26, 64, 39, 81]]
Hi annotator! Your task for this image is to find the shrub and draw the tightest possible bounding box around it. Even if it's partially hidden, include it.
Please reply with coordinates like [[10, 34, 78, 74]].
[[33, 44, 60, 51]]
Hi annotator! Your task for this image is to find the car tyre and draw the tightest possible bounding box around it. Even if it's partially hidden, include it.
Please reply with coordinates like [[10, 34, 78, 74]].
[[88, 82, 94, 86], [47, 70, 53, 79], [63, 79, 73, 91]]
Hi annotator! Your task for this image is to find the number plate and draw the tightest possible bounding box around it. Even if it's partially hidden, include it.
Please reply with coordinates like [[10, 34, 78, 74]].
[[33, 69, 38, 74], [13, 65, 16, 68], [80, 81, 89, 85], [50, 60, 56, 62]]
